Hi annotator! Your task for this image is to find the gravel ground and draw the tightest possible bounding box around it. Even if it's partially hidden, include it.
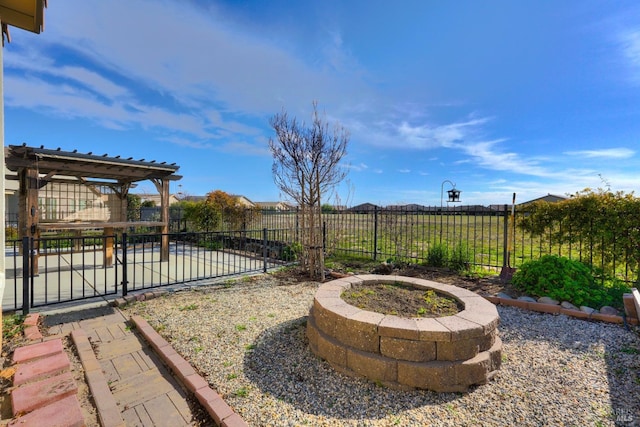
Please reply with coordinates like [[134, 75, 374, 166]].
[[123, 274, 640, 427]]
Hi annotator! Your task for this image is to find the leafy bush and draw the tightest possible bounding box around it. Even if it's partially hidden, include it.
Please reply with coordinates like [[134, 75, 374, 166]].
[[281, 241, 303, 261], [426, 243, 448, 267], [511, 255, 630, 308], [448, 243, 471, 273]]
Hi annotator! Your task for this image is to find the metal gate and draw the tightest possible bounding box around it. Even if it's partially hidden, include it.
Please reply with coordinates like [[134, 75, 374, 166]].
[[3, 229, 293, 313]]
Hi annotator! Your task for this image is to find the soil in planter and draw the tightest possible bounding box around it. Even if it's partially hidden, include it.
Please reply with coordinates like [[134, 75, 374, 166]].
[[341, 282, 462, 318]]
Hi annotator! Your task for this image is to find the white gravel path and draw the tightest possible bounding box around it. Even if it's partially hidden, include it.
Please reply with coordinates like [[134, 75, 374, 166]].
[[123, 275, 640, 427]]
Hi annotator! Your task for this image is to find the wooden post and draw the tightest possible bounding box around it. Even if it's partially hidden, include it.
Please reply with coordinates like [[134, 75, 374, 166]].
[[103, 227, 114, 267], [18, 167, 40, 274], [152, 178, 170, 261]]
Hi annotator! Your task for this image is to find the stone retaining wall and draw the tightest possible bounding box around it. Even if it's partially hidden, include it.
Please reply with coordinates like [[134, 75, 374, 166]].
[[307, 274, 502, 392]]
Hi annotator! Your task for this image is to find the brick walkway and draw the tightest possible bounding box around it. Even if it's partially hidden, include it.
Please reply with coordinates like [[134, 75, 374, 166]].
[[7, 304, 247, 426]]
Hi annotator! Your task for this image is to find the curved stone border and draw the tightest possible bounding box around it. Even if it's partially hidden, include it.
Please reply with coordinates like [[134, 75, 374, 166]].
[[307, 274, 502, 392]]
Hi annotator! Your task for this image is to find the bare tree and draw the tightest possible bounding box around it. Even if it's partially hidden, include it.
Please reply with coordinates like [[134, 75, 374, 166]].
[[269, 101, 349, 280]]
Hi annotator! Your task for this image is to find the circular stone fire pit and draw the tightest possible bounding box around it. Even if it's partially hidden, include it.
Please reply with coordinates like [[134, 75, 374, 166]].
[[306, 274, 502, 392]]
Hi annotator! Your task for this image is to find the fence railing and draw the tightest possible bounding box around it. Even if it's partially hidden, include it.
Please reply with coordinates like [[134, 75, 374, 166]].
[[3, 228, 294, 313]]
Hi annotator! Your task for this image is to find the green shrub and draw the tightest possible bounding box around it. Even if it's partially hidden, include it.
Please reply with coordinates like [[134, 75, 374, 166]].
[[426, 243, 448, 267], [511, 255, 630, 308], [281, 241, 302, 261], [448, 243, 471, 273]]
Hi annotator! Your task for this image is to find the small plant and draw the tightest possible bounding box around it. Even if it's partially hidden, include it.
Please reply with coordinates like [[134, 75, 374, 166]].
[[620, 346, 639, 355], [235, 324, 247, 331], [227, 373, 238, 380], [179, 303, 198, 311], [2, 314, 25, 340], [233, 386, 249, 397], [245, 344, 256, 351], [448, 243, 471, 272], [281, 241, 303, 261], [426, 243, 448, 267]]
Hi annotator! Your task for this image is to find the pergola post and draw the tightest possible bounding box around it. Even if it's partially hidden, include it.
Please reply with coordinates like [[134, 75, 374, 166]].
[[17, 167, 39, 273], [153, 178, 170, 262]]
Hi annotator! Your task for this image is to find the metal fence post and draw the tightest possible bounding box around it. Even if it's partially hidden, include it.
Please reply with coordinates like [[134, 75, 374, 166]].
[[502, 204, 509, 268], [373, 206, 379, 261], [322, 221, 326, 254], [263, 228, 268, 273], [122, 232, 128, 297], [22, 237, 30, 315], [295, 207, 299, 243]]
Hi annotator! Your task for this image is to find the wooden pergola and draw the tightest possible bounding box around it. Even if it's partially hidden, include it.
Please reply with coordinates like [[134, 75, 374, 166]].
[[5, 144, 181, 270]]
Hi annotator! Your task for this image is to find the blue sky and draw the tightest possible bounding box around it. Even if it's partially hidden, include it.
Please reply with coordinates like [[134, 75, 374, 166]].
[[3, 0, 640, 206]]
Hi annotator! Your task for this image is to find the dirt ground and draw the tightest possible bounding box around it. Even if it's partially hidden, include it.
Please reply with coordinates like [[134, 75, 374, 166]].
[[273, 261, 522, 298]]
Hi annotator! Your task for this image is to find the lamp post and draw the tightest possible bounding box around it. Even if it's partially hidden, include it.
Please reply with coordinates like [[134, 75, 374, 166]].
[[439, 180, 461, 243]]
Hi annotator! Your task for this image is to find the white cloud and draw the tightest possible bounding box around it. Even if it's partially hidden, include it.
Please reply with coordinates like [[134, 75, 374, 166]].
[[564, 147, 635, 158], [346, 163, 368, 172]]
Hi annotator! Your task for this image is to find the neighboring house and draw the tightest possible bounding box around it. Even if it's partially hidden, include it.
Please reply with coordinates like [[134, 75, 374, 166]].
[[137, 193, 181, 206], [229, 194, 255, 208], [5, 168, 121, 223], [348, 203, 379, 213], [254, 201, 294, 211], [387, 204, 430, 212], [519, 194, 568, 206], [181, 195, 206, 203]]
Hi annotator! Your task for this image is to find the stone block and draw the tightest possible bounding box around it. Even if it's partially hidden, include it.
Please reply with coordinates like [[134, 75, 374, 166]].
[[436, 315, 485, 341], [346, 348, 397, 383], [560, 308, 590, 318], [498, 298, 529, 309], [306, 317, 319, 352], [313, 298, 359, 337], [397, 360, 457, 391], [13, 339, 64, 364], [415, 317, 451, 342], [380, 336, 436, 362], [13, 352, 71, 386], [590, 313, 623, 324], [378, 316, 419, 340], [527, 302, 561, 315], [436, 331, 494, 362], [333, 310, 383, 353], [8, 395, 84, 427], [11, 372, 77, 415], [454, 348, 492, 386], [316, 330, 347, 367]]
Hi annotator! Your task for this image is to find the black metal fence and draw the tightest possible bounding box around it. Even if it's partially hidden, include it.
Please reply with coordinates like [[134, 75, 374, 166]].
[[5, 204, 638, 312], [241, 205, 638, 284], [3, 228, 293, 313]]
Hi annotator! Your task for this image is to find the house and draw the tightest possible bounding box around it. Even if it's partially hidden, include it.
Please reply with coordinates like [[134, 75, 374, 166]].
[[229, 194, 255, 208], [519, 194, 568, 206], [137, 193, 181, 206], [254, 201, 294, 211], [348, 203, 379, 213]]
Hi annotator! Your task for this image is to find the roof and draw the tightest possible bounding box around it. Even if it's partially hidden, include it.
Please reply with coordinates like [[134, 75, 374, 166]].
[[0, 0, 46, 35], [5, 144, 181, 184], [519, 194, 568, 205]]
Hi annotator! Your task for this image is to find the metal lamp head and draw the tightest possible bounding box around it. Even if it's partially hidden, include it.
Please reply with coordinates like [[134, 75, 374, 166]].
[[447, 188, 461, 203]]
